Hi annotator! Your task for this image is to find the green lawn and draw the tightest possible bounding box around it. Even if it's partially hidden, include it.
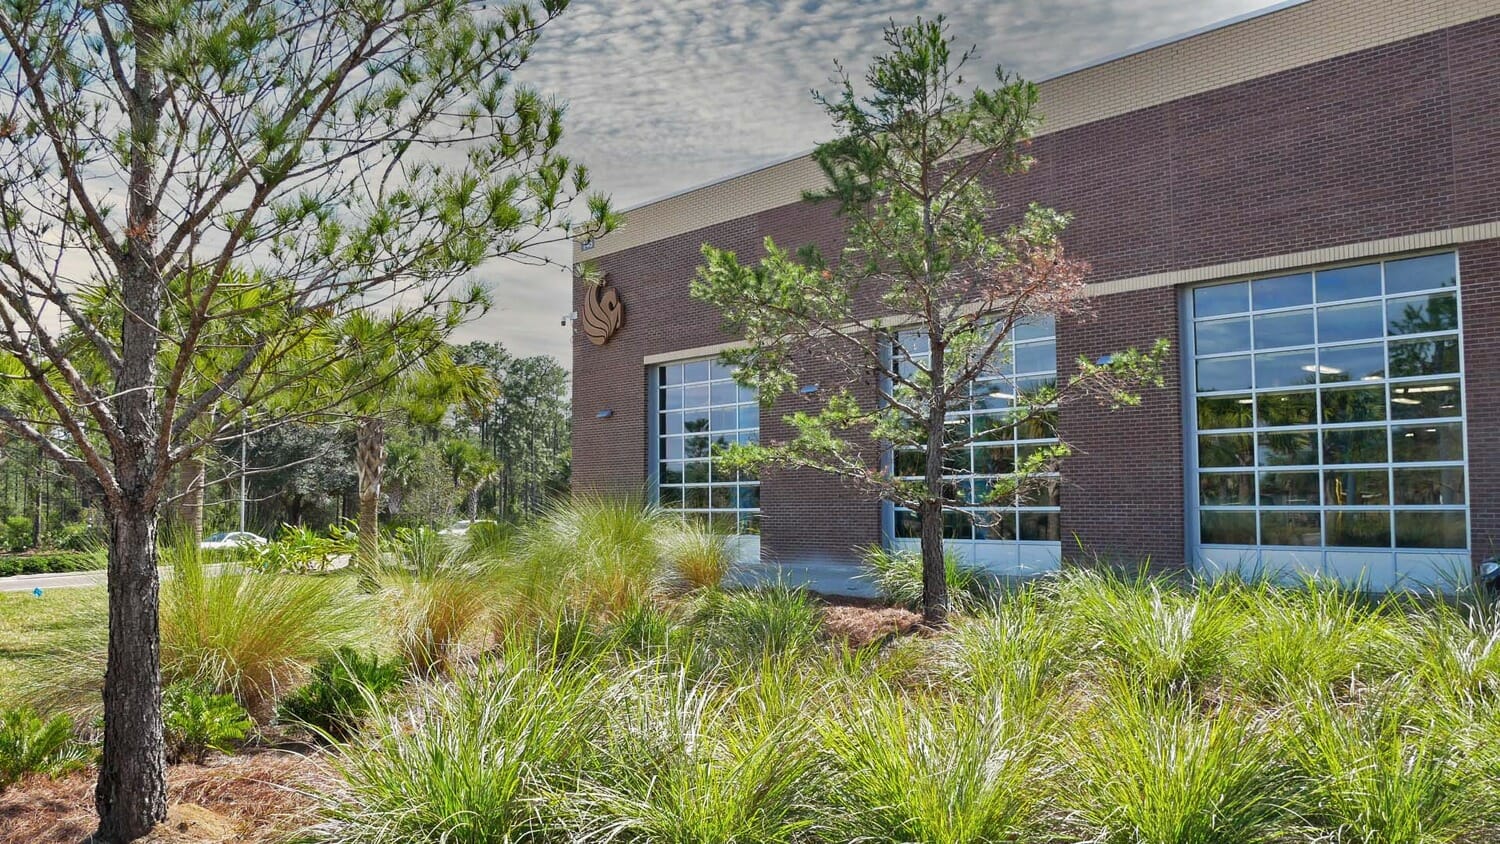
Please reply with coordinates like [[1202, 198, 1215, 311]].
[[0, 586, 107, 708]]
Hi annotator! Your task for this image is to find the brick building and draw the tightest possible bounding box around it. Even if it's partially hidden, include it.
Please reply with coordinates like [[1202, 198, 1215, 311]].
[[571, 0, 1500, 593]]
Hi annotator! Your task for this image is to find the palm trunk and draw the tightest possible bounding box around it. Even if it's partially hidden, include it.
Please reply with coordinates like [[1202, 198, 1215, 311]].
[[468, 487, 479, 522], [96, 503, 168, 842], [355, 416, 385, 588], [177, 455, 204, 540]]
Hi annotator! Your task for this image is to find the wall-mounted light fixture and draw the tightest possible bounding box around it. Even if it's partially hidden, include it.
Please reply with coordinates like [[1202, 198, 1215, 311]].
[[580, 238, 595, 251], [798, 383, 820, 395], [1095, 354, 1115, 365], [596, 409, 613, 419]]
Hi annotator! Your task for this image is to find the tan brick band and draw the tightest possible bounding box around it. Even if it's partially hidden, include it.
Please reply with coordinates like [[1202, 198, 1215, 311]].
[[579, 0, 1499, 262]]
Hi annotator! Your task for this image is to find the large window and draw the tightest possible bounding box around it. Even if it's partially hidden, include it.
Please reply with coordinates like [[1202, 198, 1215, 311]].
[[889, 318, 1062, 571], [1189, 252, 1468, 588], [654, 358, 760, 534]]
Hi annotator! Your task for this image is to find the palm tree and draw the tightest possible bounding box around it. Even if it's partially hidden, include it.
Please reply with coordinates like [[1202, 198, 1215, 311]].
[[326, 312, 494, 583], [442, 438, 500, 522]]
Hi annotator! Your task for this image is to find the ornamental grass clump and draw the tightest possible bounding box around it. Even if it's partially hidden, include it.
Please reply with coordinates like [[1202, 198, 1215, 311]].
[[1061, 681, 1292, 844], [160, 536, 368, 719]]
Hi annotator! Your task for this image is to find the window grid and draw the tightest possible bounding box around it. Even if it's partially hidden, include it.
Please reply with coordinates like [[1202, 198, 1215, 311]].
[[1190, 253, 1467, 553], [655, 358, 760, 535], [891, 318, 1062, 544]]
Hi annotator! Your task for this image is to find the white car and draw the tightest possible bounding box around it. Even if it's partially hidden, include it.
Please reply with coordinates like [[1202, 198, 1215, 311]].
[[199, 531, 269, 550], [436, 520, 497, 537]]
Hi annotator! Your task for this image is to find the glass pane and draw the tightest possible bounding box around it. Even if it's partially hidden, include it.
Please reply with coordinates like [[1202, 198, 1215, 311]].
[[682, 383, 710, 408], [895, 449, 924, 477], [974, 445, 1015, 475], [1014, 341, 1055, 374], [1257, 391, 1316, 427], [682, 361, 711, 383], [972, 412, 1011, 440], [663, 366, 684, 386], [1395, 511, 1467, 550], [739, 513, 761, 535], [1201, 510, 1256, 545], [1021, 477, 1060, 507], [738, 485, 760, 509], [1194, 282, 1249, 317], [662, 387, 683, 410], [710, 381, 738, 405], [1323, 427, 1388, 465], [1020, 512, 1060, 542], [681, 410, 709, 433], [710, 359, 734, 380], [976, 511, 1017, 541], [1316, 263, 1382, 302], [1384, 253, 1456, 295], [1262, 511, 1321, 546], [1259, 472, 1320, 506], [683, 487, 709, 508], [1317, 300, 1384, 343], [1392, 423, 1464, 462], [660, 462, 684, 485], [1321, 386, 1386, 424], [1197, 356, 1253, 392], [1195, 318, 1251, 355], [1324, 469, 1389, 506], [1394, 467, 1465, 505], [1386, 292, 1457, 336], [1389, 380, 1461, 420], [710, 407, 736, 432], [662, 412, 684, 435], [710, 486, 734, 509], [659, 486, 684, 507], [1258, 431, 1316, 467], [1253, 310, 1315, 350], [1252, 274, 1313, 310], [664, 437, 685, 460], [894, 509, 921, 538], [684, 435, 711, 459], [943, 510, 972, 540], [1389, 337, 1459, 377], [737, 404, 758, 429], [1017, 408, 1058, 441], [1014, 315, 1056, 342], [1326, 511, 1391, 548], [1198, 395, 1255, 430], [683, 462, 709, 484], [1255, 350, 1317, 389], [1200, 433, 1254, 468], [1201, 473, 1254, 506], [1319, 343, 1386, 383]]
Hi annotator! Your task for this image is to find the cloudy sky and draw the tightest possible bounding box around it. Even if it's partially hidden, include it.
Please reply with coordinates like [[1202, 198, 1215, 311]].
[[465, 0, 1281, 363]]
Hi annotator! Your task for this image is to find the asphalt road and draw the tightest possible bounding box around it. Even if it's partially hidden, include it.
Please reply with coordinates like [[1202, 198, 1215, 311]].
[[0, 568, 109, 592]]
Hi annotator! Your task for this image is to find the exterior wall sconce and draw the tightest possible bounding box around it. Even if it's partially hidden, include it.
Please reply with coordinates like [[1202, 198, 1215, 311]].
[[799, 383, 820, 394], [596, 409, 613, 419], [1095, 354, 1115, 365]]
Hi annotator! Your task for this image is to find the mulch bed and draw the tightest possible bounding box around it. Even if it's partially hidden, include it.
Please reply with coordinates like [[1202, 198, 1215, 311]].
[[815, 595, 924, 648], [0, 749, 330, 844]]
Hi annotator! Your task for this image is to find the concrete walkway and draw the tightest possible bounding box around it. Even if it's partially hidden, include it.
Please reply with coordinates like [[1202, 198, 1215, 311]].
[[0, 568, 109, 592]]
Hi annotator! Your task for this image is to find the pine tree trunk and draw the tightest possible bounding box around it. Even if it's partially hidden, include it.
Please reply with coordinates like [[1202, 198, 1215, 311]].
[[177, 456, 204, 540], [921, 338, 951, 627], [95, 504, 168, 842], [355, 416, 385, 588]]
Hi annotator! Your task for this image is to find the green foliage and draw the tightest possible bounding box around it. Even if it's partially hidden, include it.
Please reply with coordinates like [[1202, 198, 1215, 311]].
[[257, 523, 356, 574], [49, 521, 101, 553], [2, 515, 32, 553], [692, 585, 823, 660], [859, 544, 992, 612], [655, 518, 736, 592], [0, 707, 86, 790], [277, 648, 404, 742], [162, 683, 253, 765], [0, 550, 104, 577], [160, 538, 368, 718]]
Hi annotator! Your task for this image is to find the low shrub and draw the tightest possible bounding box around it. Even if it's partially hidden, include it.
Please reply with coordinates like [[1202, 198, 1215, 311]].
[[0, 707, 86, 790], [859, 544, 992, 612], [655, 519, 736, 592], [162, 683, 253, 764], [278, 647, 404, 741], [693, 584, 823, 659], [382, 542, 493, 676], [3, 515, 32, 553], [258, 523, 355, 574], [49, 521, 102, 552], [0, 550, 104, 577]]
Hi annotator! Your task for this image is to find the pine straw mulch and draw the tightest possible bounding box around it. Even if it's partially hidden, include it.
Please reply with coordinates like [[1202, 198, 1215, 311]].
[[0, 748, 332, 844], [816, 595, 924, 648]]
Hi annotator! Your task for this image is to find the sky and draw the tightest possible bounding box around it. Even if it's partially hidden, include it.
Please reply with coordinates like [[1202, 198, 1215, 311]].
[[462, 0, 1282, 364]]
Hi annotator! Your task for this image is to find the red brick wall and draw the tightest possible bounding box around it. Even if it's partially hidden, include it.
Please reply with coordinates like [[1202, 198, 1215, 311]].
[[1056, 287, 1187, 569], [1459, 239, 1500, 566], [572, 17, 1500, 570]]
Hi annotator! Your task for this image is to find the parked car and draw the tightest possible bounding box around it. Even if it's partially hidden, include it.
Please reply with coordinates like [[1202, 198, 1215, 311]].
[[199, 531, 269, 551], [436, 520, 497, 537]]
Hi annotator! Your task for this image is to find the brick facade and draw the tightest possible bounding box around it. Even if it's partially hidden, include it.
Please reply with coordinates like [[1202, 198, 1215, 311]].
[[572, 11, 1500, 575]]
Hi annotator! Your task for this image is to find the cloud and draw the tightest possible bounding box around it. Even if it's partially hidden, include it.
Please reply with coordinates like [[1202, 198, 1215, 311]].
[[467, 0, 1279, 363]]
